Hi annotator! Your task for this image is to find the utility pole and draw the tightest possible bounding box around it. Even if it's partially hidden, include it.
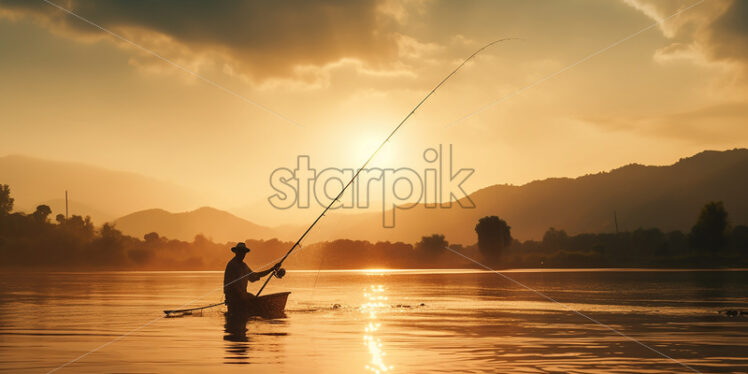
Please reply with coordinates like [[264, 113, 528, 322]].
[[65, 190, 69, 219]]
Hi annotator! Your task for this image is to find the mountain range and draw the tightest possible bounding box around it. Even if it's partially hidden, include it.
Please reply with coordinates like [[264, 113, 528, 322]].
[[114, 207, 275, 243], [3, 149, 747, 244]]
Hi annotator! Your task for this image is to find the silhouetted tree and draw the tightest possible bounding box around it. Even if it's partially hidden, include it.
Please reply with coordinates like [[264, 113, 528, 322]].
[[193, 234, 210, 247], [689, 201, 730, 252], [542, 227, 568, 250], [415, 234, 448, 257], [32, 205, 52, 223], [666, 230, 689, 255], [55, 214, 65, 224], [144, 232, 160, 242], [632, 228, 667, 257], [0, 184, 13, 215], [475, 216, 512, 262], [89, 223, 128, 265], [60, 215, 95, 240]]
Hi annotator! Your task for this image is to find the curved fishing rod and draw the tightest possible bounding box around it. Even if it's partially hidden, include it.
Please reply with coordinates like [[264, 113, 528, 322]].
[[256, 38, 516, 296]]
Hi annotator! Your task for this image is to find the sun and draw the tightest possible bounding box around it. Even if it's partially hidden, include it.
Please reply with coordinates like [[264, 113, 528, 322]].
[[349, 131, 397, 168]]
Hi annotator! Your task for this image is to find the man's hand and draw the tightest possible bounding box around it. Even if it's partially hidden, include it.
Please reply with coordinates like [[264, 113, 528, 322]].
[[273, 262, 282, 271]]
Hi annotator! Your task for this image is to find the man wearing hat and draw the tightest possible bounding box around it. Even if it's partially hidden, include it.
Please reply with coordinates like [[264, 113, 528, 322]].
[[223, 242, 281, 315]]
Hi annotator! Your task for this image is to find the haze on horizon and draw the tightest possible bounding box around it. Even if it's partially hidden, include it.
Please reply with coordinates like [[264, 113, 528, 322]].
[[1, 0, 747, 225]]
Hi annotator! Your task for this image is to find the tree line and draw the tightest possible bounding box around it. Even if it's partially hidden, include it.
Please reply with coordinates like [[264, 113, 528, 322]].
[[471, 201, 747, 268], [0, 184, 746, 270]]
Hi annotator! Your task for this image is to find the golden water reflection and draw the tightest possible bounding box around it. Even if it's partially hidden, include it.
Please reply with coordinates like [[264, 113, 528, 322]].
[[362, 284, 393, 373]]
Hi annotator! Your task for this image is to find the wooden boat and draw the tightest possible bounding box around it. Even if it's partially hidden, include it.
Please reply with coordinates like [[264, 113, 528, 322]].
[[245, 292, 291, 318], [164, 292, 291, 318]]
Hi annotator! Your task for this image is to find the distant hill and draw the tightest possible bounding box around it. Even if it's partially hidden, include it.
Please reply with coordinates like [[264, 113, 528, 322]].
[[295, 148, 748, 244], [114, 207, 276, 242], [23, 149, 748, 245], [0, 155, 205, 222]]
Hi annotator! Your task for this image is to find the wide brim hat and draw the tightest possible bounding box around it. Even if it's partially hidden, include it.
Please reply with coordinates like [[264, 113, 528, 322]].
[[231, 242, 250, 253]]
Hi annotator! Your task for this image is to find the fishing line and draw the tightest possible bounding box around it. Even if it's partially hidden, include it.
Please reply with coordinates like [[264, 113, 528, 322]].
[[256, 37, 517, 296], [310, 251, 325, 299]]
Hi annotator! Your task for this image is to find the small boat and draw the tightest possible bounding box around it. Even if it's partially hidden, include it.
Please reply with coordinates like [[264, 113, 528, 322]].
[[246, 292, 291, 318], [164, 292, 291, 318]]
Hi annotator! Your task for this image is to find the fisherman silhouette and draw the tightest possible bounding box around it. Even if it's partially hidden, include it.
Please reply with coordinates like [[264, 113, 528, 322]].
[[223, 242, 281, 316]]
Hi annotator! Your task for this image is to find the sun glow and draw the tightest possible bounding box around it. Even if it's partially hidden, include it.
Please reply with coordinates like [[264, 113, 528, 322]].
[[348, 130, 398, 168]]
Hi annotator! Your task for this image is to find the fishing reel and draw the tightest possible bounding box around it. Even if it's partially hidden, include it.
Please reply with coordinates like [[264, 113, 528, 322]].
[[274, 267, 286, 279]]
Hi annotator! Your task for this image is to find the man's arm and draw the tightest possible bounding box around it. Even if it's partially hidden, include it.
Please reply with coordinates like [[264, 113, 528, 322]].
[[248, 262, 282, 282]]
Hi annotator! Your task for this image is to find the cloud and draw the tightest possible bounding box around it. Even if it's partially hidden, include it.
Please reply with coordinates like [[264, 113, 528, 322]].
[[0, 0, 404, 82], [707, 0, 748, 63], [582, 102, 748, 144], [624, 0, 748, 77]]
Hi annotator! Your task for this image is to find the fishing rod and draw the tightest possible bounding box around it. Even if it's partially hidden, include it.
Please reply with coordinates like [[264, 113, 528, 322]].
[[256, 38, 515, 296]]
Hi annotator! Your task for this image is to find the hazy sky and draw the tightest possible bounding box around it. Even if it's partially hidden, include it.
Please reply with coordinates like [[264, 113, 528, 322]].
[[1, 0, 747, 224]]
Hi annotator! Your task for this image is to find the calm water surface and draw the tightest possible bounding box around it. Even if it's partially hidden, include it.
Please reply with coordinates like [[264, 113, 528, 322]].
[[1, 269, 747, 373]]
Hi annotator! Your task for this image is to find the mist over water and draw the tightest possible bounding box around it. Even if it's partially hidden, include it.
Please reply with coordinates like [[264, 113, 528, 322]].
[[1, 269, 747, 373]]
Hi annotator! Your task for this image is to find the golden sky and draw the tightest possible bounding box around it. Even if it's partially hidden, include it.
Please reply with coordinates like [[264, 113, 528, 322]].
[[1, 0, 747, 225]]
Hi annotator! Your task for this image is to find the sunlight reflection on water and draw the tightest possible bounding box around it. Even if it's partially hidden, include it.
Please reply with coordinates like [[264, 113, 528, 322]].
[[362, 284, 393, 373]]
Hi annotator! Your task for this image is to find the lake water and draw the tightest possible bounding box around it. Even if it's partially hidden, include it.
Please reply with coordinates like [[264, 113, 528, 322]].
[[1, 269, 747, 373]]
